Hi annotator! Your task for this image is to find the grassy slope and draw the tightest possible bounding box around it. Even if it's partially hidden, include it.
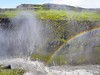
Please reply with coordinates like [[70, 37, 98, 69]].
[[36, 10, 100, 20], [0, 10, 18, 18], [0, 9, 100, 20]]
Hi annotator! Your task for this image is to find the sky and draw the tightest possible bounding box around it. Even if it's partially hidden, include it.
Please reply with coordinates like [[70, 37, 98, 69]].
[[0, 0, 100, 8]]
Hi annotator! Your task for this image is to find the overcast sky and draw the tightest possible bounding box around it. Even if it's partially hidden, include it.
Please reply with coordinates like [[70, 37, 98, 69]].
[[0, 0, 100, 8], [51, 0, 100, 8]]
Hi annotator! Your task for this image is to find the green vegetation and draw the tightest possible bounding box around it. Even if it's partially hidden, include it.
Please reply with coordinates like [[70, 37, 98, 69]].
[[36, 10, 67, 20], [0, 9, 100, 20], [76, 57, 86, 64], [36, 10, 100, 20], [31, 53, 51, 63], [31, 54, 68, 65], [76, 11, 100, 20], [0, 69, 25, 75], [0, 10, 19, 18], [0, 65, 25, 75], [51, 55, 68, 65], [95, 46, 100, 52], [33, 5, 43, 10], [94, 46, 100, 64]]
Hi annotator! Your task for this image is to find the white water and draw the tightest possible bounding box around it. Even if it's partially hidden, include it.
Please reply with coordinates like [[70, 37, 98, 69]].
[[0, 58, 100, 75], [0, 12, 47, 59]]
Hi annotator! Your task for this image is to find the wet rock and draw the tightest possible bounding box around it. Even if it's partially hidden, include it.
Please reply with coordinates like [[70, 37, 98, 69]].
[[0, 18, 13, 29], [0, 65, 11, 69]]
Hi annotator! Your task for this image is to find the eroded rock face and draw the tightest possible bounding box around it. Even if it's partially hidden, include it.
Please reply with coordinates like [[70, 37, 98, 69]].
[[0, 18, 13, 29], [58, 28, 100, 65]]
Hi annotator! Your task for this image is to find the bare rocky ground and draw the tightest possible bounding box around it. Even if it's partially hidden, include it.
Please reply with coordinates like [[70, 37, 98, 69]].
[[0, 58, 100, 75]]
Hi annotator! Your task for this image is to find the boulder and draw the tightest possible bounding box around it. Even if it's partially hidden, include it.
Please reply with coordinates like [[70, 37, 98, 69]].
[[0, 65, 11, 69]]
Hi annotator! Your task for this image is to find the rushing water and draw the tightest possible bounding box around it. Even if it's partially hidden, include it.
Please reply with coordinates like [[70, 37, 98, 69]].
[[0, 58, 100, 75]]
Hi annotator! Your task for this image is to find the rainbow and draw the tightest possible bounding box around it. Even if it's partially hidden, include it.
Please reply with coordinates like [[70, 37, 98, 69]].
[[47, 26, 100, 63]]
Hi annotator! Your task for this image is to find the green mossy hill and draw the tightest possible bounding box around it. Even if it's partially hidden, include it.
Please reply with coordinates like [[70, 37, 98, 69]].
[[0, 9, 100, 20], [36, 10, 100, 20], [36, 10, 67, 20]]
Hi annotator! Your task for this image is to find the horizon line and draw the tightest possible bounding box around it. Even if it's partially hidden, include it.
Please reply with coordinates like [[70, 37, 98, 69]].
[[0, 3, 100, 9]]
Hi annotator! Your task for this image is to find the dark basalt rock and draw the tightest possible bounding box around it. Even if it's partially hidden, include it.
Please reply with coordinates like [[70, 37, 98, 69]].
[[0, 65, 11, 69], [0, 18, 13, 29], [4, 65, 11, 69]]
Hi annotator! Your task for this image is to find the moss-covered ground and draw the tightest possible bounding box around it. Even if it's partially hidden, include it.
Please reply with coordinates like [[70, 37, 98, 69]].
[[0, 65, 25, 75]]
